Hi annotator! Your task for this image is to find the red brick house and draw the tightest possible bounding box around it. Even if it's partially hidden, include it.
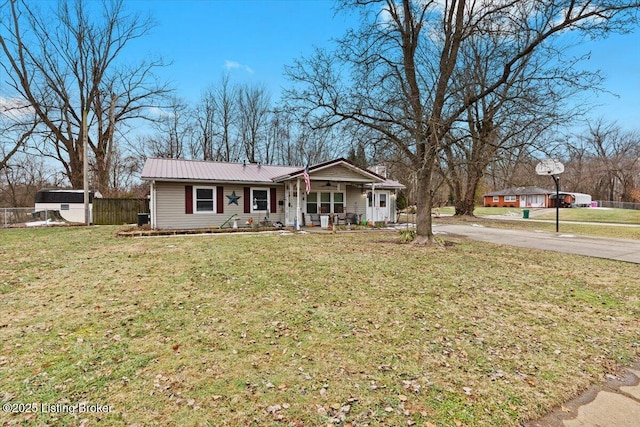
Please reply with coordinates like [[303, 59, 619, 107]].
[[483, 186, 552, 208]]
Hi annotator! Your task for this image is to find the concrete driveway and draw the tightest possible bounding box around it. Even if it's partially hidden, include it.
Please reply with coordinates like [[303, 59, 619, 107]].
[[434, 223, 640, 264]]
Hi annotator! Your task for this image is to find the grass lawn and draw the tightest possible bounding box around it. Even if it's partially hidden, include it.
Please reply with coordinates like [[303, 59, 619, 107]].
[[532, 207, 640, 224], [1, 226, 639, 426]]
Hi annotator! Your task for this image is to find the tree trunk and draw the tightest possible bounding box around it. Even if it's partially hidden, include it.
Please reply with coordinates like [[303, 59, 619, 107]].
[[454, 166, 483, 216], [67, 150, 84, 189], [94, 150, 110, 195], [413, 161, 435, 245]]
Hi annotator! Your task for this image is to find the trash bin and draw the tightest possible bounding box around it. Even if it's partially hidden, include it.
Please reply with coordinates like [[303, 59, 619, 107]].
[[320, 215, 329, 229], [137, 213, 150, 226], [522, 209, 529, 219]]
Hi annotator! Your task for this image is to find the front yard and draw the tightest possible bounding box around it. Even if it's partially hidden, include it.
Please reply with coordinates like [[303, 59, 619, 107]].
[[1, 226, 638, 426]]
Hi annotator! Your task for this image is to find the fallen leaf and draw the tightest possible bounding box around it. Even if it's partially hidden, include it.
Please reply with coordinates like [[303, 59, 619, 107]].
[[267, 404, 281, 414]]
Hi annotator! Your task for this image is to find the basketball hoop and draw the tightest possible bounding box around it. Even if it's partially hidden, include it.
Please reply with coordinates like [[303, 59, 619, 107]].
[[536, 159, 564, 176]]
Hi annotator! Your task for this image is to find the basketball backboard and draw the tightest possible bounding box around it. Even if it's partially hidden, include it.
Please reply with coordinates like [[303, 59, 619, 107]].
[[535, 159, 564, 175]]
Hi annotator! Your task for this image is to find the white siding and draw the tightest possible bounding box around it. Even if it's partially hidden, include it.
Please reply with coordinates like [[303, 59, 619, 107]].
[[313, 164, 374, 182], [346, 186, 367, 224]]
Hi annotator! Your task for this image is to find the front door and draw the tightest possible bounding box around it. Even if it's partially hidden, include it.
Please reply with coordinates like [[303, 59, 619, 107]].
[[369, 191, 390, 223], [376, 191, 390, 222]]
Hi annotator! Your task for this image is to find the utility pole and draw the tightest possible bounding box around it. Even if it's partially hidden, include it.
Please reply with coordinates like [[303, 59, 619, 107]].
[[83, 109, 90, 226]]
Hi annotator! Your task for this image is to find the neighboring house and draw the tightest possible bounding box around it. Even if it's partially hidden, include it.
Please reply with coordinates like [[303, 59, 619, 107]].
[[141, 157, 405, 229], [483, 186, 552, 208], [483, 187, 592, 208]]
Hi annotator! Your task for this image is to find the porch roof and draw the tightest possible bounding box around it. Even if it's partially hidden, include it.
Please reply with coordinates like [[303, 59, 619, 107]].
[[272, 158, 386, 183]]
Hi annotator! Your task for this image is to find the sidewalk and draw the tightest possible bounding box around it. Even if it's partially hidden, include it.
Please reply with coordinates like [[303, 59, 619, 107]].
[[525, 365, 640, 427]]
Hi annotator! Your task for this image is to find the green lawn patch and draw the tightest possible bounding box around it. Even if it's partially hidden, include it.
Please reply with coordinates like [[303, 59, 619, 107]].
[[1, 226, 638, 426], [532, 207, 640, 224]]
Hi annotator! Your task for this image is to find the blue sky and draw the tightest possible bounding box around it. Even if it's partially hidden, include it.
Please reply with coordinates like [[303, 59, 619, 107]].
[[123, 0, 639, 130], [125, 0, 354, 102], [2, 1, 638, 131]]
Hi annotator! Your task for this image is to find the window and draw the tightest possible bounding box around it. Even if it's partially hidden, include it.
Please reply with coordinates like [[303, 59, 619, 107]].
[[505, 195, 516, 202], [306, 192, 318, 214], [334, 192, 344, 213], [379, 193, 387, 208], [493, 196, 499, 202], [251, 188, 269, 212], [195, 187, 215, 212], [320, 192, 331, 213], [306, 191, 345, 214]]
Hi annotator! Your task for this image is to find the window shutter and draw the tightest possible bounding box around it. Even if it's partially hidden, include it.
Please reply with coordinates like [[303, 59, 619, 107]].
[[217, 186, 224, 214], [244, 187, 251, 213], [185, 185, 193, 214], [270, 188, 277, 213]]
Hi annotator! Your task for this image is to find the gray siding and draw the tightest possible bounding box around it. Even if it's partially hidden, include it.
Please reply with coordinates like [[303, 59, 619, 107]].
[[155, 182, 285, 229]]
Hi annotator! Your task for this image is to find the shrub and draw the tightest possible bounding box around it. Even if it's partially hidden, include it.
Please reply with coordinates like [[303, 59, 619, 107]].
[[399, 229, 416, 243]]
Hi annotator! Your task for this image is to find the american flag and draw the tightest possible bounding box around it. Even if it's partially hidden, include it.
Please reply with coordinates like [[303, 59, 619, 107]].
[[303, 165, 311, 195]]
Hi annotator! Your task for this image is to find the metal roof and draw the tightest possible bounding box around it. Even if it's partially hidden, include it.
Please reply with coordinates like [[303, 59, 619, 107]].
[[484, 186, 553, 197], [141, 158, 300, 183], [141, 157, 406, 189], [365, 179, 405, 189]]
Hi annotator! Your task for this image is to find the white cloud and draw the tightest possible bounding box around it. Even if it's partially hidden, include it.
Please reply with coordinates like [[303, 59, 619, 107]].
[[224, 59, 254, 74], [146, 106, 174, 117], [0, 96, 34, 120]]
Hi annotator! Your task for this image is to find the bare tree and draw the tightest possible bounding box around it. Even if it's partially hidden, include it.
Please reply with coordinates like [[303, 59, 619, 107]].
[[108, 144, 142, 195], [569, 119, 640, 201], [0, 97, 39, 171], [441, 22, 595, 216], [0, 154, 62, 207], [237, 83, 271, 163], [141, 97, 192, 159], [193, 74, 241, 162], [0, 0, 170, 192], [192, 87, 218, 161], [286, 0, 640, 244]]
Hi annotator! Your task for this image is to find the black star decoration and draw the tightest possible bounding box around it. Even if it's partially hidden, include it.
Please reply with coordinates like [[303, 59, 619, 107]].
[[226, 191, 241, 205]]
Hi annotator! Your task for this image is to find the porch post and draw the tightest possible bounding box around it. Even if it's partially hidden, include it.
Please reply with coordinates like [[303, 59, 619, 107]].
[[150, 180, 156, 229], [371, 183, 376, 224], [296, 178, 301, 230], [284, 182, 290, 226]]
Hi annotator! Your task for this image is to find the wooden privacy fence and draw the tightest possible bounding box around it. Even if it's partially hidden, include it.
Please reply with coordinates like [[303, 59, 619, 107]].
[[93, 198, 149, 225]]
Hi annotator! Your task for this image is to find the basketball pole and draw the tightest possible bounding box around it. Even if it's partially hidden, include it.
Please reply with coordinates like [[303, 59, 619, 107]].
[[553, 174, 560, 233]]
